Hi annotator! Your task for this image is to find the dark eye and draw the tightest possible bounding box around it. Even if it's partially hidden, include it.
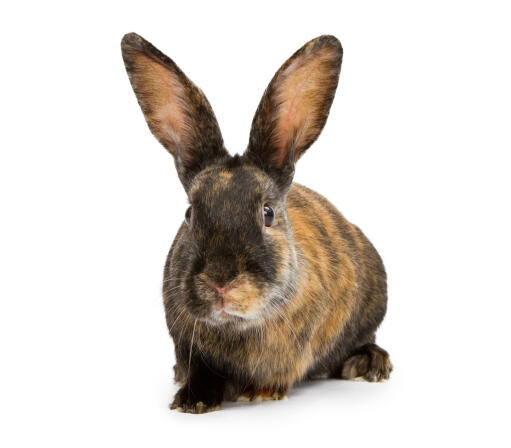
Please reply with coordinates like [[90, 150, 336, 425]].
[[185, 206, 192, 225], [264, 205, 274, 227]]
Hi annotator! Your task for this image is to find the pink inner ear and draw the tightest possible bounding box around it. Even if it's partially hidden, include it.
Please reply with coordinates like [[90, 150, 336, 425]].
[[131, 52, 190, 154], [272, 47, 337, 166]]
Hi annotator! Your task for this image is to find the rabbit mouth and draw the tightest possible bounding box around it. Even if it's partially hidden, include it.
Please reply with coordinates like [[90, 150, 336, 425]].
[[205, 293, 264, 324], [211, 301, 260, 321], [210, 307, 251, 323], [198, 304, 256, 327], [194, 272, 266, 324]]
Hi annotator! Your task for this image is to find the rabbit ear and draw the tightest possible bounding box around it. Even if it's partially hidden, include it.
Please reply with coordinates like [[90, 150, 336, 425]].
[[245, 36, 342, 187], [121, 33, 227, 189]]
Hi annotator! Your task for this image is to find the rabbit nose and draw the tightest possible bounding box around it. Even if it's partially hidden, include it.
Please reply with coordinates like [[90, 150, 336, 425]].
[[202, 275, 232, 297], [215, 286, 229, 296]]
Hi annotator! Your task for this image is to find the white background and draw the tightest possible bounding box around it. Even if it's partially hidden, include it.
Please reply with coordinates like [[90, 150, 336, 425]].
[[1, 0, 510, 446]]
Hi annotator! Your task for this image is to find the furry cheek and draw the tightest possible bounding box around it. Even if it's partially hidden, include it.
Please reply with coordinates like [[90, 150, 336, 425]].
[[223, 275, 265, 319]]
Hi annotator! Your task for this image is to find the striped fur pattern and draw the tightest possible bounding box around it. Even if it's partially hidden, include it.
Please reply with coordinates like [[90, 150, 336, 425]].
[[121, 33, 392, 413]]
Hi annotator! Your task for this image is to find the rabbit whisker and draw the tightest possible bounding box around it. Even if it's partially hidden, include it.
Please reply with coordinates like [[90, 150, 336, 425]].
[[187, 318, 198, 388]]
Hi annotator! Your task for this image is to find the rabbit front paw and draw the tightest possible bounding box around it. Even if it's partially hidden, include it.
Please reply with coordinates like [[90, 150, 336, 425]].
[[170, 384, 222, 414]]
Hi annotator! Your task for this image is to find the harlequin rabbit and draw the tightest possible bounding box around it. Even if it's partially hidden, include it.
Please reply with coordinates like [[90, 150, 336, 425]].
[[121, 32, 392, 413]]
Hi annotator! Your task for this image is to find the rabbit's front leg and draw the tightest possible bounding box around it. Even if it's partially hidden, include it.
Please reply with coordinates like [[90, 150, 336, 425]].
[[170, 350, 225, 414]]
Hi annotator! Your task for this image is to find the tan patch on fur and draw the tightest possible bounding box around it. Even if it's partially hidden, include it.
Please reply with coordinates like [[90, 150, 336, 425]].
[[224, 274, 264, 317], [284, 185, 358, 363], [187, 167, 233, 200], [218, 170, 233, 181]]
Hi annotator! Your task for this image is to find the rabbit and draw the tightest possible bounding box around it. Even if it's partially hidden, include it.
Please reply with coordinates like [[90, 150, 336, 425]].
[[121, 32, 392, 413]]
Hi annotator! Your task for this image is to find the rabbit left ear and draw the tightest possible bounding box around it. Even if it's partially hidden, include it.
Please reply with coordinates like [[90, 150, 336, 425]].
[[121, 33, 227, 189], [245, 36, 342, 187]]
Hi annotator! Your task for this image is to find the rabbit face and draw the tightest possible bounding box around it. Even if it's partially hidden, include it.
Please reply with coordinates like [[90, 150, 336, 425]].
[[176, 160, 297, 326]]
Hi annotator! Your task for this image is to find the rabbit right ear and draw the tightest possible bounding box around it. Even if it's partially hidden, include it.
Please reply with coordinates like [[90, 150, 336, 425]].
[[121, 33, 227, 189], [245, 36, 342, 189]]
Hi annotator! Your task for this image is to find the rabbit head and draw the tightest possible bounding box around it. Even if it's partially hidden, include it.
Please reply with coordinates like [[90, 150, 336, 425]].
[[121, 33, 342, 327]]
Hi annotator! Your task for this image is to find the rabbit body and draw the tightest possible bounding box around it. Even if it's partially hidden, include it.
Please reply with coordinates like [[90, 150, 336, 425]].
[[122, 33, 392, 413], [166, 181, 389, 400]]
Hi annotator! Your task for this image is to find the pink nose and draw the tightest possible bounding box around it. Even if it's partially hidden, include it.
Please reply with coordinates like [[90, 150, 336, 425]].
[[215, 286, 230, 296]]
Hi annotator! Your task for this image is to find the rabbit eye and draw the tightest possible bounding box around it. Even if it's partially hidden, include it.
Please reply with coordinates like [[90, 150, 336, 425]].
[[264, 205, 274, 227], [185, 206, 192, 225]]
